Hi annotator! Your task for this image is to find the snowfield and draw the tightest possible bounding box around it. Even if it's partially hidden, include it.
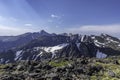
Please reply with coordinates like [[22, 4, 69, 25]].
[[96, 50, 107, 58]]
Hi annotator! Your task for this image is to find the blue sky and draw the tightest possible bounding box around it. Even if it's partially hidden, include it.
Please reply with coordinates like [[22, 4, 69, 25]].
[[0, 0, 120, 37]]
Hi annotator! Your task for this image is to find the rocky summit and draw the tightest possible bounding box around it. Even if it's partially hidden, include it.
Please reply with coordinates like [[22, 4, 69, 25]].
[[0, 56, 120, 80]]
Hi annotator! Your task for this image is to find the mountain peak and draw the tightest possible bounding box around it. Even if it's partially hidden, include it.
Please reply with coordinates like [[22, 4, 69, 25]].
[[39, 30, 50, 36], [101, 33, 108, 36], [40, 30, 47, 33]]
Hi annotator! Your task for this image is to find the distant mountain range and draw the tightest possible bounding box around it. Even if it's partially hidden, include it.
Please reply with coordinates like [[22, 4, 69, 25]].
[[0, 30, 52, 52], [0, 30, 120, 64]]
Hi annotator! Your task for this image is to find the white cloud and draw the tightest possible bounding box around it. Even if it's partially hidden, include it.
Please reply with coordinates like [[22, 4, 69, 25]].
[[51, 14, 59, 18], [66, 24, 120, 36], [0, 25, 37, 36], [0, 16, 17, 22], [24, 23, 32, 26], [50, 14, 62, 19]]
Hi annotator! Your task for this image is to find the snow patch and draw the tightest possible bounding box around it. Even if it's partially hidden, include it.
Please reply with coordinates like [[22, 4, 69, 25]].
[[34, 52, 43, 60], [94, 43, 101, 47], [106, 37, 119, 43], [109, 39, 119, 43], [94, 40, 105, 47], [5, 60, 10, 63], [118, 44, 120, 47], [32, 55, 36, 59], [34, 43, 68, 58], [76, 43, 81, 50], [0, 58, 4, 63], [40, 43, 68, 53], [96, 50, 107, 58], [94, 40, 105, 45], [38, 43, 68, 58], [32, 36, 34, 39], [81, 35, 84, 42], [14, 50, 23, 61], [91, 36, 95, 39]]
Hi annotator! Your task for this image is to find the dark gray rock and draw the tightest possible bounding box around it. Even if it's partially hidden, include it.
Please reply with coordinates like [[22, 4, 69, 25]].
[[108, 70, 115, 77]]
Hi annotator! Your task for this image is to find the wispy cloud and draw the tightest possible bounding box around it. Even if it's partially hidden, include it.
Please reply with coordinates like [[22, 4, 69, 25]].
[[24, 23, 33, 26], [48, 19, 53, 23], [0, 25, 37, 36], [55, 26, 59, 28], [0, 16, 6, 21], [66, 24, 120, 36], [0, 16, 17, 22], [51, 14, 59, 18]]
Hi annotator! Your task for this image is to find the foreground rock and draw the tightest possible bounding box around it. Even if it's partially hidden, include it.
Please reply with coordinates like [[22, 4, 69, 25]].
[[0, 56, 120, 80]]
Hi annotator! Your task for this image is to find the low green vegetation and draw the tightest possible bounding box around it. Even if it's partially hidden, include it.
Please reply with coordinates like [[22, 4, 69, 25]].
[[90, 57, 120, 80], [49, 60, 70, 67]]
